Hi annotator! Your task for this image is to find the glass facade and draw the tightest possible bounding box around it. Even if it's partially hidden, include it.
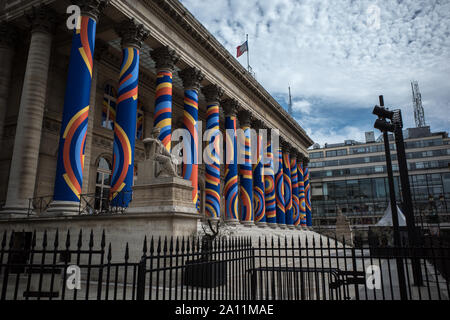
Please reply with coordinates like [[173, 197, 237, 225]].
[[309, 130, 450, 225]]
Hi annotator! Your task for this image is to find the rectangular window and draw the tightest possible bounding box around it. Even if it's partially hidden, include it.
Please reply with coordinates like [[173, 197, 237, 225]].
[[326, 150, 337, 157], [310, 151, 324, 159]]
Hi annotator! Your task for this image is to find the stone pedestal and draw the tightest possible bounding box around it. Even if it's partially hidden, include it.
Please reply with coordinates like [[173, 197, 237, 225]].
[[46, 201, 80, 216], [241, 221, 255, 228], [256, 222, 267, 228], [128, 176, 198, 216], [225, 219, 240, 226]]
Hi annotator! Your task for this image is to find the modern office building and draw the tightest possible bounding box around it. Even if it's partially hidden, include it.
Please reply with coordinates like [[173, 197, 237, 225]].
[[308, 126, 450, 226]]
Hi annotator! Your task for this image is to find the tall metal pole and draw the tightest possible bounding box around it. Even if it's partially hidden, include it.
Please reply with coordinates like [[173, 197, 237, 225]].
[[392, 110, 423, 286], [246, 34, 250, 72], [379, 95, 408, 300]]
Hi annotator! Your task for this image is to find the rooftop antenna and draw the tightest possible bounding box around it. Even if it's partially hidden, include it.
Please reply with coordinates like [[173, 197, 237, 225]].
[[411, 81, 426, 127], [288, 86, 293, 114]]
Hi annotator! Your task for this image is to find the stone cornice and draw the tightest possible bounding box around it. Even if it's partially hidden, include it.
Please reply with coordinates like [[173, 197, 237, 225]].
[[149, 0, 314, 148]]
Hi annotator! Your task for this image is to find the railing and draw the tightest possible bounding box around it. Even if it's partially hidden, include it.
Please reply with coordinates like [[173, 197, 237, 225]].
[[25, 191, 133, 216], [0, 230, 449, 300]]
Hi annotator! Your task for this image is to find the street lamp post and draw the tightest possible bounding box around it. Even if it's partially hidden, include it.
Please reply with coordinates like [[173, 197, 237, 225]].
[[373, 95, 423, 286], [372, 95, 408, 299]]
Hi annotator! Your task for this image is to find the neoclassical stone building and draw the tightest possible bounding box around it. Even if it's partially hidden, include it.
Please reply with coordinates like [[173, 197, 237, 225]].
[[0, 0, 313, 239]]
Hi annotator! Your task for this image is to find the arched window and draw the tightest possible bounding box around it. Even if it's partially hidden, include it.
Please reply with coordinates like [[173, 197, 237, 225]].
[[136, 100, 144, 140], [95, 157, 112, 211], [102, 84, 117, 130]]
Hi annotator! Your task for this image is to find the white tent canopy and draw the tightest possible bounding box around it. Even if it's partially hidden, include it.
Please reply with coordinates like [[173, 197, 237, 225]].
[[375, 203, 407, 226]]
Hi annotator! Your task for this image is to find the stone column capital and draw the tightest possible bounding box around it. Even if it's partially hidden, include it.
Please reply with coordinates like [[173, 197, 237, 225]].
[[238, 109, 252, 128], [221, 98, 240, 117], [178, 66, 204, 91], [281, 140, 291, 153], [115, 18, 149, 50], [26, 5, 56, 34], [201, 84, 224, 104], [150, 45, 179, 72], [73, 0, 110, 22], [0, 22, 18, 49], [253, 119, 265, 131]]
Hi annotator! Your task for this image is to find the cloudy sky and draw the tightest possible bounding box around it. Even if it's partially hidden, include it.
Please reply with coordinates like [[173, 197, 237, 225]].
[[179, 0, 450, 146]]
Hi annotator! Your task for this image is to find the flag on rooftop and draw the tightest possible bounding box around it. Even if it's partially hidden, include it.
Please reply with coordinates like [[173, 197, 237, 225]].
[[236, 40, 248, 58]]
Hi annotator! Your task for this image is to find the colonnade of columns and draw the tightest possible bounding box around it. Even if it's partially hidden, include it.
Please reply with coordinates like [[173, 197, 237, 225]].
[[0, 2, 312, 227]]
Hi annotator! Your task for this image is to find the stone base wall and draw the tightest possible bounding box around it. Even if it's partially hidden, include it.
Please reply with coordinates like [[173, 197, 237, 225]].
[[0, 213, 199, 263]]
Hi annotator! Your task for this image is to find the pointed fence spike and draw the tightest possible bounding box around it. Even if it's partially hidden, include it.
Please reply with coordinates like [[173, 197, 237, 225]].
[[101, 230, 106, 248], [163, 236, 168, 252], [65, 230, 71, 248], [54, 229, 59, 248], [125, 243, 129, 261], [43, 230, 48, 248], [8, 230, 14, 248], [31, 230, 37, 248], [150, 236, 154, 254], [169, 236, 174, 252], [89, 229, 94, 248], [107, 243, 112, 261], [77, 229, 83, 248], [175, 236, 180, 252], [157, 237, 161, 253], [1, 230, 7, 248], [143, 236, 148, 255]]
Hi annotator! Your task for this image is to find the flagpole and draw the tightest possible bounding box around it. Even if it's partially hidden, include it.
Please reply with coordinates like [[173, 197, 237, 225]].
[[246, 34, 250, 72]]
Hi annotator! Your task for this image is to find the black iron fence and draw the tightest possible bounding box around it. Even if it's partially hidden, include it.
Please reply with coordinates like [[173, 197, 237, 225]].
[[0, 229, 449, 300]]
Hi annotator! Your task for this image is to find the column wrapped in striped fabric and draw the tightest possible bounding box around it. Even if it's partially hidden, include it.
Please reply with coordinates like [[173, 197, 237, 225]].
[[264, 139, 276, 225], [224, 114, 239, 221], [298, 162, 307, 226], [304, 165, 312, 227], [291, 156, 300, 227], [275, 147, 285, 225], [182, 89, 199, 210], [110, 46, 140, 207], [283, 151, 293, 226], [153, 70, 172, 151], [253, 133, 265, 224], [204, 102, 221, 219], [53, 16, 96, 203], [239, 123, 253, 223]]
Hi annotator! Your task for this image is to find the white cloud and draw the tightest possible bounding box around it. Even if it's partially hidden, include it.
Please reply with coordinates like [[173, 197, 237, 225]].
[[180, 0, 450, 139], [292, 99, 312, 114], [304, 126, 368, 147]]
